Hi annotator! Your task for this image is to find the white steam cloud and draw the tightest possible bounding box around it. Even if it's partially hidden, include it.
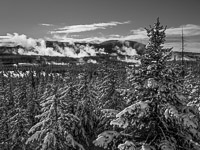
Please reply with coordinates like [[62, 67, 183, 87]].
[[0, 33, 142, 62], [0, 33, 37, 48], [0, 33, 98, 58], [1, 23, 200, 58]]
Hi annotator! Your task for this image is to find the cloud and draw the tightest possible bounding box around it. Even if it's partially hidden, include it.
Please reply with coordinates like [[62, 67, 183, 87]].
[[70, 35, 81, 38], [0, 33, 63, 56], [166, 24, 200, 37], [51, 34, 120, 43], [1, 23, 199, 55], [50, 21, 130, 34], [0, 35, 10, 39], [109, 34, 121, 38], [0, 33, 96, 57], [128, 24, 200, 41], [49, 23, 200, 44], [129, 28, 148, 40], [164, 42, 200, 53], [39, 23, 54, 27], [159, 24, 200, 53], [0, 33, 37, 48], [51, 23, 200, 53]]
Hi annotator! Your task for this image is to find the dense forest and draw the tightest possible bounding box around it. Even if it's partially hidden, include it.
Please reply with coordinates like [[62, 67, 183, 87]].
[[0, 19, 200, 150]]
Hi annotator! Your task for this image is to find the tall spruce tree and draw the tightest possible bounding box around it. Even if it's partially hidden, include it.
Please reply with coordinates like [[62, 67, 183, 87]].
[[94, 18, 200, 150]]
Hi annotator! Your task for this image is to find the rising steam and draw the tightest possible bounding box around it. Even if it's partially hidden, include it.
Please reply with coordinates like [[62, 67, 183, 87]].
[[0, 33, 140, 60]]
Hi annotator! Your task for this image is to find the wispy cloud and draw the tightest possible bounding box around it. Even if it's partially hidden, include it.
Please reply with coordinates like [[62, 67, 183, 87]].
[[39, 23, 54, 27], [50, 24, 200, 42], [166, 24, 200, 36], [70, 35, 81, 38], [50, 21, 130, 34], [128, 24, 200, 52], [127, 28, 147, 40], [128, 24, 200, 40], [50, 23, 200, 53], [109, 34, 121, 38], [164, 42, 200, 52], [51, 34, 108, 43]]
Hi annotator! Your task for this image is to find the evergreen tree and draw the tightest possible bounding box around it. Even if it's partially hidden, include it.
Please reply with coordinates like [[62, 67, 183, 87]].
[[94, 18, 200, 150], [26, 83, 84, 150], [97, 67, 126, 111], [183, 69, 200, 103], [8, 77, 30, 150], [0, 71, 11, 150], [0, 71, 18, 150], [74, 70, 103, 150]]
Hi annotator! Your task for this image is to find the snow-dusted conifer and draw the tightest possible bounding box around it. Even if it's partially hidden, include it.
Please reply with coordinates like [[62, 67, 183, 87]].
[[98, 68, 126, 110], [0, 71, 11, 149], [94, 18, 200, 150], [8, 77, 30, 150], [26, 83, 84, 150]]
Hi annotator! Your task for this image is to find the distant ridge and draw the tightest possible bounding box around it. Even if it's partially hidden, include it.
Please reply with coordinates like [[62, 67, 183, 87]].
[[0, 40, 145, 65], [0, 39, 200, 66]]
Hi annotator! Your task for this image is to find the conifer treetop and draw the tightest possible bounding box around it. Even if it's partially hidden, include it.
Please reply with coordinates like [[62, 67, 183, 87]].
[[145, 18, 167, 48]]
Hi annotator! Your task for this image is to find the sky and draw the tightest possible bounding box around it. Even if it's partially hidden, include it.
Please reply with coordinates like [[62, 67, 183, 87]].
[[0, 0, 200, 52]]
